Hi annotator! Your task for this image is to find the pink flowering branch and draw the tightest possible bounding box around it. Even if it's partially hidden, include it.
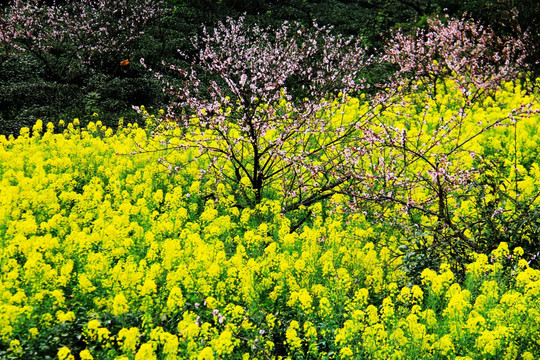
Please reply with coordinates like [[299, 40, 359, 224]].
[[140, 16, 386, 211], [0, 0, 166, 80], [384, 15, 528, 99]]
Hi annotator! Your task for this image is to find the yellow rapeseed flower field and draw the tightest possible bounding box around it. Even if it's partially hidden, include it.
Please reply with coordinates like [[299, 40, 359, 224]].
[[1, 79, 540, 359]]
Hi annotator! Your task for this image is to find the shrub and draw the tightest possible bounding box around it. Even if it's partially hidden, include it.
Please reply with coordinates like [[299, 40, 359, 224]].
[[363, 15, 535, 277]]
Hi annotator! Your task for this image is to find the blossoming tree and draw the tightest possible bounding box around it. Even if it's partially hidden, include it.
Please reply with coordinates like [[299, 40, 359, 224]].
[[141, 16, 385, 214], [351, 15, 532, 274]]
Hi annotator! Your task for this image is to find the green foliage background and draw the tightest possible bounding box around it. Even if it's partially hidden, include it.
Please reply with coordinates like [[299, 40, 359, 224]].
[[1, 0, 538, 135]]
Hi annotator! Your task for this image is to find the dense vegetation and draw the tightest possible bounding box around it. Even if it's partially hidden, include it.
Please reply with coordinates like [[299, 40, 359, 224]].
[[1, 0, 540, 359], [1, 77, 540, 358]]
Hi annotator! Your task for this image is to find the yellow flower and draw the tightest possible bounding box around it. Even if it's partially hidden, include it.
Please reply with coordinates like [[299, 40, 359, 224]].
[[318, 297, 333, 319], [135, 343, 156, 360], [411, 285, 423, 303], [432, 334, 455, 356], [29, 328, 39, 338], [9, 340, 22, 356], [211, 329, 235, 356], [476, 328, 507, 356], [266, 314, 276, 329], [339, 346, 354, 358], [287, 288, 313, 314], [166, 287, 185, 312], [79, 349, 94, 360], [97, 327, 110, 342], [118, 327, 140, 353], [32, 119, 43, 136], [513, 247, 524, 257], [87, 319, 101, 331], [112, 293, 129, 315], [138, 279, 157, 297], [198, 347, 215, 360], [56, 310, 76, 323], [58, 347, 74, 360], [285, 320, 302, 350]]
